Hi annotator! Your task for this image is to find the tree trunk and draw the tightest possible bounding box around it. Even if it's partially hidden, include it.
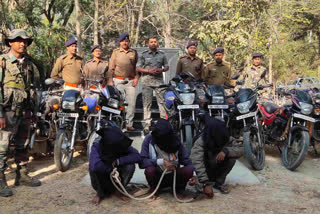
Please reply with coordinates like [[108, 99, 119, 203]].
[[130, 0, 137, 39], [133, 0, 146, 46], [75, 0, 82, 55], [163, 0, 171, 48], [93, 0, 99, 45]]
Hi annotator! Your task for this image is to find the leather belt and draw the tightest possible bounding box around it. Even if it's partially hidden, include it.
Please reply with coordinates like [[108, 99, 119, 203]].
[[65, 82, 79, 87]]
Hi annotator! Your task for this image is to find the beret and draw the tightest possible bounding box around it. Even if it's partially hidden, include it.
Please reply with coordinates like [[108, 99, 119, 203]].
[[213, 47, 224, 55], [91, 44, 102, 52], [186, 41, 197, 49], [119, 32, 129, 42], [252, 53, 263, 58], [65, 38, 77, 47]]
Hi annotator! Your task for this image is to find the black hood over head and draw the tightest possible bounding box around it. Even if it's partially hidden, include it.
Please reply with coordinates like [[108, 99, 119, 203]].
[[151, 119, 180, 153], [203, 116, 229, 154], [97, 126, 133, 163]]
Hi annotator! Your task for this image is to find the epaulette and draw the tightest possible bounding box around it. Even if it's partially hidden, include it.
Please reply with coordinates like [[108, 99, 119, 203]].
[[223, 61, 231, 66], [141, 50, 148, 54], [86, 59, 93, 64], [158, 50, 165, 54], [75, 55, 83, 60], [60, 54, 68, 60], [179, 55, 188, 59]]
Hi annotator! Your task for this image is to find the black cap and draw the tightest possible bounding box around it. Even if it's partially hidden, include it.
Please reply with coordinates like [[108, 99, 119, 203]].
[[213, 47, 224, 55], [252, 53, 263, 59], [186, 41, 197, 49], [119, 32, 129, 42], [91, 45, 102, 52], [65, 38, 77, 47]]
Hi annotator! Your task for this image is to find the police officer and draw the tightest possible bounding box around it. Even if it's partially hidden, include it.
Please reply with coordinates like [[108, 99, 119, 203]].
[[203, 47, 231, 85], [83, 45, 108, 80], [136, 36, 169, 134], [50, 38, 83, 89], [241, 53, 269, 88], [107, 33, 139, 131], [176, 41, 204, 80], [0, 29, 41, 197]]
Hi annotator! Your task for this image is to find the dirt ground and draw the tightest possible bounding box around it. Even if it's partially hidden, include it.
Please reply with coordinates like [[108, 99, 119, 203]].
[[1, 144, 320, 214]]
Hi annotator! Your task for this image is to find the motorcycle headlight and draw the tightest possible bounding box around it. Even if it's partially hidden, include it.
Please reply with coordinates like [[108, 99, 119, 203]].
[[180, 93, 195, 105], [237, 100, 251, 114], [108, 98, 119, 109], [62, 101, 75, 110], [212, 96, 224, 104], [300, 102, 313, 115]]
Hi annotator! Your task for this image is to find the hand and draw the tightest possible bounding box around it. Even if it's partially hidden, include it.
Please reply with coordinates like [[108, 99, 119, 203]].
[[155, 68, 163, 75], [216, 151, 226, 163], [132, 78, 139, 87], [107, 80, 114, 86], [148, 68, 158, 75], [0, 117, 6, 129], [112, 161, 116, 168], [203, 184, 214, 198], [188, 177, 196, 186], [163, 160, 176, 171]]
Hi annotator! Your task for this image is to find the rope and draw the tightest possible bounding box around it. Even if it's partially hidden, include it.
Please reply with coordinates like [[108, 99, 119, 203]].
[[110, 168, 197, 203]]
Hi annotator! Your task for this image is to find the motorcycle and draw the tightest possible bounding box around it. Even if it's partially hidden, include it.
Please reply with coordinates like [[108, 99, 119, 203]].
[[54, 86, 92, 172], [258, 89, 315, 170], [82, 77, 126, 157], [29, 78, 64, 156], [227, 71, 272, 170], [164, 72, 206, 153]]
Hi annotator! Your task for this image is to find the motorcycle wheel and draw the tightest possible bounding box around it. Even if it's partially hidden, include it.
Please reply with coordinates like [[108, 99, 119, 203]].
[[281, 129, 309, 171], [243, 126, 265, 171], [54, 129, 73, 172], [87, 131, 99, 158], [185, 125, 193, 154]]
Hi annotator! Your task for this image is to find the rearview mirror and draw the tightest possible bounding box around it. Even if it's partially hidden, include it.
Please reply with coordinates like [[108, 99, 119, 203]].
[[56, 80, 65, 85], [236, 80, 244, 86], [44, 78, 55, 85], [231, 73, 240, 80]]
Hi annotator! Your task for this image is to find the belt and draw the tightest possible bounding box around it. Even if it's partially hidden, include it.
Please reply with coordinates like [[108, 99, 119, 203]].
[[65, 82, 79, 87], [114, 76, 134, 80]]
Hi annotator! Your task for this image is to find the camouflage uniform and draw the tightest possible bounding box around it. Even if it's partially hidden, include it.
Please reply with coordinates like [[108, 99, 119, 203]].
[[137, 50, 168, 128], [0, 30, 41, 197], [176, 55, 204, 80], [241, 65, 269, 88], [203, 61, 232, 85]]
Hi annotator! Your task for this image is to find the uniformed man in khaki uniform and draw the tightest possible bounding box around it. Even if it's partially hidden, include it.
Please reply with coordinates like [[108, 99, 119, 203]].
[[0, 29, 41, 197], [241, 53, 269, 88], [50, 38, 83, 89], [176, 41, 204, 80], [107, 33, 139, 131], [203, 47, 231, 85], [83, 45, 108, 80], [136, 36, 169, 134]]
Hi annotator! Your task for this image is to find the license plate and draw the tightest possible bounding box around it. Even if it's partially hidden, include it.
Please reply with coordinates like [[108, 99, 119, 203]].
[[102, 106, 121, 115], [293, 113, 316, 123], [57, 112, 79, 118], [236, 112, 256, 120], [177, 105, 199, 110], [208, 105, 229, 109]]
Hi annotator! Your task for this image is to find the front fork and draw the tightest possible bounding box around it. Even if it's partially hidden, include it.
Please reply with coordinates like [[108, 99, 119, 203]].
[[179, 109, 196, 141], [242, 112, 262, 147]]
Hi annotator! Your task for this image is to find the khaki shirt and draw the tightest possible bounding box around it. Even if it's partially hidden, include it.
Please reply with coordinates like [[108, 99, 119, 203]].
[[176, 55, 204, 80], [108, 47, 138, 78], [203, 61, 231, 85], [137, 49, 169, 87], [83, 58, 108, 80], [50, 53, 83, 84], [241, 65, 268, 88]]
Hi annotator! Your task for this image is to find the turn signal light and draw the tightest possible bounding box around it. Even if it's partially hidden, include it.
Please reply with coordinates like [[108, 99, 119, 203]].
[[53, 104, 59, 110], [120, 105, 124, 110], [228, 100, 234, 104], [81, 106, 88, 111], [96, 105, 101, 111], [316, 109, 320, 112]]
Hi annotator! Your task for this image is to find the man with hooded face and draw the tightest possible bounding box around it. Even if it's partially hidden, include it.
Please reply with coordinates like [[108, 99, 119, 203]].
[[139, 119, 196, 196], [89, 126, 141, 204], [0, 29, 42, 197], [190, 117, 236, 198]]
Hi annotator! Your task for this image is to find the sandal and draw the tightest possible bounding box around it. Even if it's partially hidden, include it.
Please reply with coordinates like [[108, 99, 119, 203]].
[[214, 184, 230, 194]]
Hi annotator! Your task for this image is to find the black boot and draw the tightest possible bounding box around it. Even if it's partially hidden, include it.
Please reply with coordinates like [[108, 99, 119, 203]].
[[15, 165, 41, 187], [0, 171, 13, 197]]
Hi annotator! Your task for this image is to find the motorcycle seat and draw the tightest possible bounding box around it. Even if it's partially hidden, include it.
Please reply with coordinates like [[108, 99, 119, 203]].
[[263, 102, 279, 114]]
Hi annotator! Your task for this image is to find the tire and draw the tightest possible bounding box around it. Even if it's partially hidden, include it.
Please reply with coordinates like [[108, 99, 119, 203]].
[[184, 125, 193, 154], [312, 121, 320, 142], [54, 129, 73, 172], [243, 126, 265, 171], [281, 129, 309, 171], [87, 131, 99, 158]]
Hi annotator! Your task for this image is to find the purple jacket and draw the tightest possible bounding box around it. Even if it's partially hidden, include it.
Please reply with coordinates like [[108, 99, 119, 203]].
[[89, 140, 141, 174], [139, 134, 194, 170]]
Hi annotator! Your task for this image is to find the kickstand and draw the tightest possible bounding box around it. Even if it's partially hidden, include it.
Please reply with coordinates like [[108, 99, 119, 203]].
[[277, 145, 282, 154]]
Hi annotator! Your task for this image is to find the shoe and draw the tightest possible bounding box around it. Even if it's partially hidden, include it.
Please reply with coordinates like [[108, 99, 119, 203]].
[[126, 126, 135, 131], [143, 127, 150, 135], [15, 165, 41, 187], [214, 184, 230, 194], [0, 172, 13, 197]]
